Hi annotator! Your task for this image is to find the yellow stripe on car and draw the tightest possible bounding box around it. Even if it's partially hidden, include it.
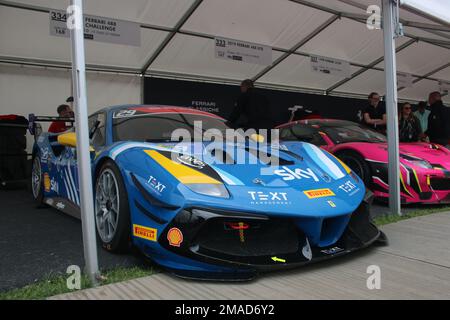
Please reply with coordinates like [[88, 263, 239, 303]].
[[399, 171, 413, 197], [144, 150, 222, 185], [412, 169, 422, 193], [328, 153, 352, 174]]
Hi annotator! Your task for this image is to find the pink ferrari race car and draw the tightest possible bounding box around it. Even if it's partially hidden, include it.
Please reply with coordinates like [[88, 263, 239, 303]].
[[277, 119, 450, 204]]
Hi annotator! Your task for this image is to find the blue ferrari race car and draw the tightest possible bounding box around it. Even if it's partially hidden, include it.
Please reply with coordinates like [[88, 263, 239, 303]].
[[30, 105, 384, 280]]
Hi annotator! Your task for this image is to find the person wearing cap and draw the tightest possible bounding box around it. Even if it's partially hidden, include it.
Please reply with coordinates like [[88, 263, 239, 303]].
[[48, 104, 74, 133], [66, 96, 74, 109]]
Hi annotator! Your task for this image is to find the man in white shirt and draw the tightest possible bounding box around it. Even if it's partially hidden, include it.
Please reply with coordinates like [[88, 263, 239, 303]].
[[414, 101, 430, 133]]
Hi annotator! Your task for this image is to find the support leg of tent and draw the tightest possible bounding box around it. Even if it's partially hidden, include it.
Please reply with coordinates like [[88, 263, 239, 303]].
[[382, 0, 402, 216], [69, 0, 99, 284], [140, 75, 145, 104]]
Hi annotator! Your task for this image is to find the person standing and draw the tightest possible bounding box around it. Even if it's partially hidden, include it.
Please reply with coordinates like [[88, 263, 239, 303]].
[[425, 91, 448, 145], [362, 92, 387, 133], [228, 79, 272, 131], [399, 102, 422, 142], [413, 101, 430, 133]]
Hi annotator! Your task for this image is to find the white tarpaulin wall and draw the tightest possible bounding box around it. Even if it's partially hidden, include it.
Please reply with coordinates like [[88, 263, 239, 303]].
[[0, 0, 449, 117], [0, 64, 141, 151]]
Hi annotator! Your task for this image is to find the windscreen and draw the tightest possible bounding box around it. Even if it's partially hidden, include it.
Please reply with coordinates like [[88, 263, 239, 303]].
[[112, 112, 231, 142], [323, 124, 386, 144]]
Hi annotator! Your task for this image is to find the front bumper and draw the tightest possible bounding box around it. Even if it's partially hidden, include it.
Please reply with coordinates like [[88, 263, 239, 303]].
[[369, 161, 450, 204], [151, 199, 383, 280]]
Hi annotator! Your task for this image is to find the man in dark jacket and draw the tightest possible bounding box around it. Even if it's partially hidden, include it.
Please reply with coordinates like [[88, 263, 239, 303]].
[[426, 91, 448, 145], [228, 79, 273, 131], [362, 92, 387, 133]]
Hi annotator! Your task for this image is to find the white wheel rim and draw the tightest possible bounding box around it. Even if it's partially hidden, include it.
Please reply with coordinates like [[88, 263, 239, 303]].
[[95, 168, 120, 243]]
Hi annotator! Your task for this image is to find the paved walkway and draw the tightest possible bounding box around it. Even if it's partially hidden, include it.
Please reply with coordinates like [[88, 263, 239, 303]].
[[51, 212, 450, 300]]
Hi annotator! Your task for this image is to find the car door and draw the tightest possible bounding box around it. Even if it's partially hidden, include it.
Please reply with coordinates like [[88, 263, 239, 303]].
[[57, 112, 106, 206]]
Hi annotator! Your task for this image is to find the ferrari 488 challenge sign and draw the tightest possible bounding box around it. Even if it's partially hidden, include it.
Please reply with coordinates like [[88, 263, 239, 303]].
[[49, 9, 141, 47], [214, 37, 272, 66]]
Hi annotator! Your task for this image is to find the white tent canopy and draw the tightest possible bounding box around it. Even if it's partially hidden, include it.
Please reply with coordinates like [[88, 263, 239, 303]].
[[1, 0, 449, 109]]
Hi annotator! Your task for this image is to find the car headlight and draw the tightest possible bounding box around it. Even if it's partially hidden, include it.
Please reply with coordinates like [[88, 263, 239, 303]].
[[185, 183, 230, 198], [409, 160, 433, 169]]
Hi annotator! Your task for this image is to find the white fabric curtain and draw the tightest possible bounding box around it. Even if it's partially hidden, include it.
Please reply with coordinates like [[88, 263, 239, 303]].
[[0, 64, 141, 151]]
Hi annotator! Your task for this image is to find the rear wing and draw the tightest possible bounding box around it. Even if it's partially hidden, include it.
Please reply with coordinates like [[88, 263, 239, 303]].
[[28, 113, 75, 136]]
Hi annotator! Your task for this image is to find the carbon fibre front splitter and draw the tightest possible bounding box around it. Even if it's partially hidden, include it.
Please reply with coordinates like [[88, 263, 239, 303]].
[[156, 201, 386, 281]]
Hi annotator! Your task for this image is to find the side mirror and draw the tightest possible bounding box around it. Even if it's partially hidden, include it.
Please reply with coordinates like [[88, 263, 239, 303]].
[[250, 133, 265, 143], [57, 132, 77, 148], [57, 132, 95, 152]]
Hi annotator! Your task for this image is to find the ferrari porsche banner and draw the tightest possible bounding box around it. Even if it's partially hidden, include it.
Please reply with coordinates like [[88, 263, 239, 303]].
[[310, 55, 351, 78], [214, 37, 272, 66], [49, 10, 141, 47]]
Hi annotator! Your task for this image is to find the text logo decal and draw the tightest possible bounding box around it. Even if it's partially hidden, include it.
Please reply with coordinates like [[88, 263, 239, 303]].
[[44, 173, 51, 192], [133, 224, 157, 242], [320, 246, 343, 255], [147, 175, 166, 193], [274, 167, 319, 182], [248, 191, 291, 205], [304, 188, 335, 199], [338, 180, 360, 196], [176, 154, 205, 169], [167, 228, 183, 247]]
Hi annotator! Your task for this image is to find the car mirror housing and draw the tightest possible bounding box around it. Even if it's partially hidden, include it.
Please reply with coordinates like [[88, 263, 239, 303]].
[[57, 132, 95, 152], [57, 132, 77, 148]]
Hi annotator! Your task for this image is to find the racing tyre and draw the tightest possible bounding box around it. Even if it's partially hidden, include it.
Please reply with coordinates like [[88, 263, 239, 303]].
[[31, 155, 45, 207], [335, 150, 371, 186], [94, 160, 131, 253]]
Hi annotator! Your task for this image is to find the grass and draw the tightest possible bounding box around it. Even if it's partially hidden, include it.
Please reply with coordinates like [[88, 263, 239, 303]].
[[0, 266, 156, 300], [374, 205, 450, 226]]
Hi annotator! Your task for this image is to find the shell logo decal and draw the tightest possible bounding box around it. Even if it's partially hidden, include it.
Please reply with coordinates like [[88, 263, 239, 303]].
[[167, 228, 183, 247]]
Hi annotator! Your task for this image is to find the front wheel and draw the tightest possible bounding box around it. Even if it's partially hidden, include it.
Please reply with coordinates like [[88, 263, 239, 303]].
[[31, 155, 45, 207], [94, 161, 131, 253], [335, 150, 371, 186]]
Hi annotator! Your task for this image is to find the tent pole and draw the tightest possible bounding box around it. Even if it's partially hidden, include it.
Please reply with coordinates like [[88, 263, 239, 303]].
[[140, 75, 145, 104], [382, 0, 402, 216], [69, 0, 99, 284]]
